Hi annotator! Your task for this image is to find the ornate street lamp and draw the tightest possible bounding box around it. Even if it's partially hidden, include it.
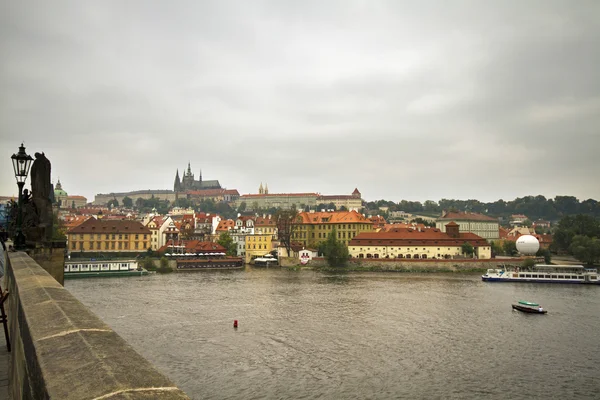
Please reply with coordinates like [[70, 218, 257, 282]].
[[11, 143, 33, 250]]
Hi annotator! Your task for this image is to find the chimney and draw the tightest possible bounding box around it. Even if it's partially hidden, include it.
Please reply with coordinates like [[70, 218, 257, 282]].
[[446, 222, 459, 238]]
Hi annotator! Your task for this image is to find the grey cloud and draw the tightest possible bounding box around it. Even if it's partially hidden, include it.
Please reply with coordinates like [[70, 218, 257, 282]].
[[1, 1, 599, 203]]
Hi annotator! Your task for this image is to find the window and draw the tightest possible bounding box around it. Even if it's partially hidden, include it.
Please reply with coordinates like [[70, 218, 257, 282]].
[[72, 242, 76, 249], [111, 242, 115, 249]]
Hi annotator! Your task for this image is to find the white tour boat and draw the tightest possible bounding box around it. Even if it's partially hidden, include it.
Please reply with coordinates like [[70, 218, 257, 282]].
[[64, 259, 147, 279], [253, 254, 278, 267], [482, 264, 599, 284]]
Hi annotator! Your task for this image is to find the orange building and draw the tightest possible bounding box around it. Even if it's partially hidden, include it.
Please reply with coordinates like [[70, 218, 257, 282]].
[[293, 210, 372, 247]]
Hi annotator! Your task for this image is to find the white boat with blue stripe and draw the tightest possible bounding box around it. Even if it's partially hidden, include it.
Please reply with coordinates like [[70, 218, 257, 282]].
[[482, 264, 599, 284]]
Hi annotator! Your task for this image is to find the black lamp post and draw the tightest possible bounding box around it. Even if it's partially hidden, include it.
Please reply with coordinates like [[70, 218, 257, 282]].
[[11, 143, 33, 250]]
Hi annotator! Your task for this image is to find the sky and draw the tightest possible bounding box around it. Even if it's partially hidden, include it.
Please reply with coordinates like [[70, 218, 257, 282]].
[[1, 1, 599, 204]]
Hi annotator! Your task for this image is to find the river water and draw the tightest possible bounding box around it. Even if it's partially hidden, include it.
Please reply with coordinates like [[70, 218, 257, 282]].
[[66, 268, 600, 399]]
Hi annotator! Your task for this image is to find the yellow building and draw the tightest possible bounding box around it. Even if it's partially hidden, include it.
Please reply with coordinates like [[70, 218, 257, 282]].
[[67, 217, 151, 254], [245, 234, 273, 263], [254, 215, 277, 239], [348, 223, 492, 259], [293, 210, 373, 247]]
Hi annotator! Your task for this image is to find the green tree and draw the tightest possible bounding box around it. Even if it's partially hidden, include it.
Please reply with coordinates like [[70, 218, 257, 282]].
[[51, 212, 66, 241], [490, 241, 503, 258], [157, 256, 173, 273], [141, 257, 156, 271], [522, 258, 536, 268], [217, 231, 237, 256], [461, 242, 474, 257], [275, 209, 299, 257], [569, 235, 600, 265], [323, 228, 349, 267], [536, 248, 552, 264], [122, 196, 133, 208], [237, 201, 247, 213], [174, 197, 191, 208], [552, 215, 600, 253], [503, 240, 518, 256], [107, 198, 119, 208]]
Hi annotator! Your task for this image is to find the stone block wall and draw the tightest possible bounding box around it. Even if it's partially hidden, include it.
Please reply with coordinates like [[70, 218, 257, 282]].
[[5, 251, 190, 399]]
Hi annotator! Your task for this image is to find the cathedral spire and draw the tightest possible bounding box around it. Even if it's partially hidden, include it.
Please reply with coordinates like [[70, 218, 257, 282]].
[[264, 183, 268, 194], [187, 162, 192, 175], [174, 169, 181, 192]]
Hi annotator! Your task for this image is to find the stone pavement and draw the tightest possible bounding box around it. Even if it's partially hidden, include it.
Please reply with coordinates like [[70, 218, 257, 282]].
[[0, 343, 8, 399]]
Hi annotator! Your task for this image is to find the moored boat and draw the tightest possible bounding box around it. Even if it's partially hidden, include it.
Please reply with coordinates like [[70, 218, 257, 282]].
[[253, 254, 278, 267], [172, 252, 244, 270], [482, 264, 599, 284], [64, 260, 148, 279], [512, 300, 547, 314]]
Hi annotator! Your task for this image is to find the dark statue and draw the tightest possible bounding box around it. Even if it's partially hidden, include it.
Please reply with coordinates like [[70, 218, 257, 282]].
[[26, 152, 54, 243]]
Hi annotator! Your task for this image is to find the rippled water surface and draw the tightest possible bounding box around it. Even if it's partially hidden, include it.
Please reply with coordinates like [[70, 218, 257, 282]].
[[66, 268, 600, 399]]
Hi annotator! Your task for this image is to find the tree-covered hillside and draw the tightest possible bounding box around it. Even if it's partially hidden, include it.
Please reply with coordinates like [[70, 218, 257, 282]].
[[365, 195, 600, 221]]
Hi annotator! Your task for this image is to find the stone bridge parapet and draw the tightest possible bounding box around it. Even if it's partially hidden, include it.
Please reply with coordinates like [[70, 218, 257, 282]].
[[5, 251, 189, 399]]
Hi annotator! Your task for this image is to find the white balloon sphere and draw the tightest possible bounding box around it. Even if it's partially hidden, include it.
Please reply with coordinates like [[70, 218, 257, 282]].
[[516, 235, 540, 255]]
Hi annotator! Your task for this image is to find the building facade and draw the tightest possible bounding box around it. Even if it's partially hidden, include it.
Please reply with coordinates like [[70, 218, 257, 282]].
[[436, 211, 499, 240], [348, 224, 491, 259], [245, 234, 274, 263], [67, 218, 151, 253], [293, 210, 373, 247]]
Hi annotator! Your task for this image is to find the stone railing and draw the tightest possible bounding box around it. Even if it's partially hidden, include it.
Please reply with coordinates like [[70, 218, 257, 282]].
[[5, 251, 189, 399]]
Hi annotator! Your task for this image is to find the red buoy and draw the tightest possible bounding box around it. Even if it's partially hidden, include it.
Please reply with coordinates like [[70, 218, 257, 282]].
[[233, 320, 238, 328]]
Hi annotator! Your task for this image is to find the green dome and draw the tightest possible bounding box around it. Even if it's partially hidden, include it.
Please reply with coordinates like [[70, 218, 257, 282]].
[[54, 189, 68, 196]]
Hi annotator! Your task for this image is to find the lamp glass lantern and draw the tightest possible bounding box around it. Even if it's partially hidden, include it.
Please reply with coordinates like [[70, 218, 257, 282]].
[[11, 143, 34, 184], [11, 143, 34, 250]]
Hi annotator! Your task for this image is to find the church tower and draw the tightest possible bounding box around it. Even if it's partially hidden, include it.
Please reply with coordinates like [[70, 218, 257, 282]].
[[174, 169, 181, 192], [259, 183, 264, 194], [264, 183, 269, 194]]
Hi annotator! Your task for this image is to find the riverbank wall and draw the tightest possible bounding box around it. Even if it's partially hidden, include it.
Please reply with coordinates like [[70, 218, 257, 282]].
[[4, 251, 189, 399], [280, 257, 541, 272]]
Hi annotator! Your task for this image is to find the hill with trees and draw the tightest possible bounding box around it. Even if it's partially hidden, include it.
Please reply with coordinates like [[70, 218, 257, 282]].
[[364, 195, 599, 222]]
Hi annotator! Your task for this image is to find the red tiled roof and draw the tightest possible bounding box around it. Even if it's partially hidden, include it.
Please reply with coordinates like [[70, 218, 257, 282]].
[[352, 188, 361, 195], [67, 218, 150, 234], [67, 195, 87, 200], [317, 195, 355, 200], [349, 228, 488, 247], [158, 240, 226, 254], [297, 210, 370, 224], [241, 193, 318, 198], [216, 219, 235, 231], [439, 211, 497, 222], [255, 216, 275, 226]]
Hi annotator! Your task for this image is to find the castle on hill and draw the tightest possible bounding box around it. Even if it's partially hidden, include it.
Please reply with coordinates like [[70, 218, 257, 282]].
[[174, 163, 221, 193]]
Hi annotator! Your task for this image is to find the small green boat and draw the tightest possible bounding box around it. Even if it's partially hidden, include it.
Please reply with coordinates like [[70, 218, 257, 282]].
[[518, 300, 539, 307], [512, 300, 547, 314]]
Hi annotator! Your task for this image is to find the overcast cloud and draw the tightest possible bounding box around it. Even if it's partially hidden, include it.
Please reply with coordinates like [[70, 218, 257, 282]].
[[1, 1, 599, 203]]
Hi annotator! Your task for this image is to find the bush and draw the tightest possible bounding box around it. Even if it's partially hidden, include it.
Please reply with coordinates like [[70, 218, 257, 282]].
[[141, 257, 156, 271], [522, 258, 535, 268]]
